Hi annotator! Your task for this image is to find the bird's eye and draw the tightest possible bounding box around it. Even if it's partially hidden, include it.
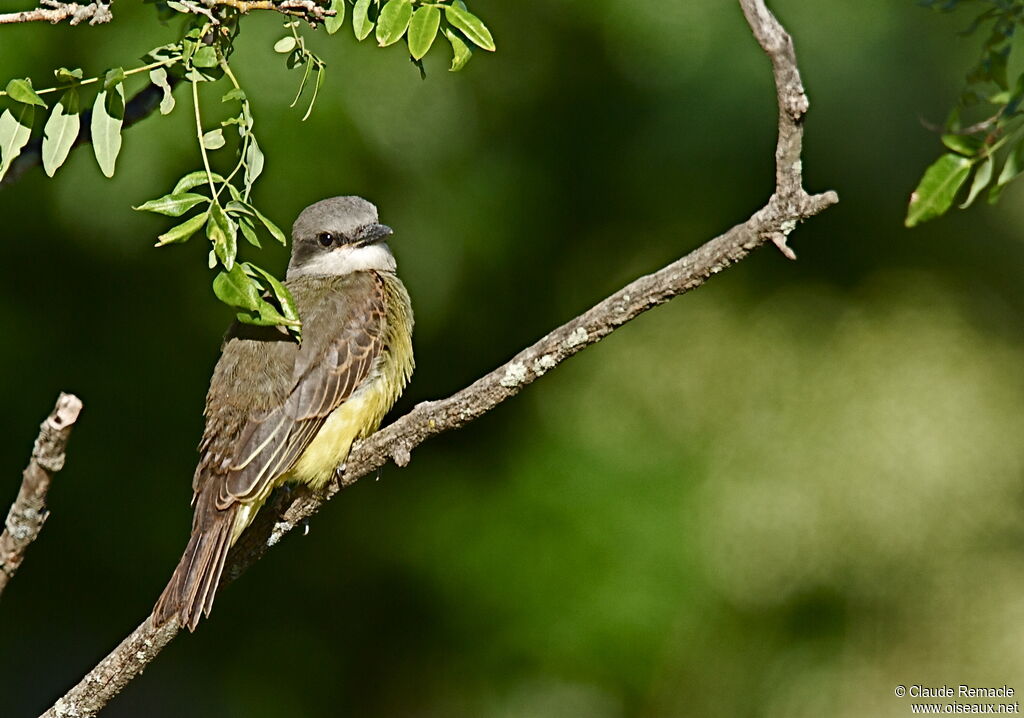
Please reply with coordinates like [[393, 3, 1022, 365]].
[[317, 232, 336, 247]]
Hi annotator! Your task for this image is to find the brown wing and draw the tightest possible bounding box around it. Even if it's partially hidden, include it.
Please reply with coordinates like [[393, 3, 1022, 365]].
[[194, 273, 387, 510]]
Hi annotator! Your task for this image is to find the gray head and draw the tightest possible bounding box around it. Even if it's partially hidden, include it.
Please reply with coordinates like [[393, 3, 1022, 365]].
[[287, 196, 397, 279]]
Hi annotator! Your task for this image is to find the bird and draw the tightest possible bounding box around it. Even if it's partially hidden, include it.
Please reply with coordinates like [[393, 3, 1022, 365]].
[[154, 196, 414, 631]]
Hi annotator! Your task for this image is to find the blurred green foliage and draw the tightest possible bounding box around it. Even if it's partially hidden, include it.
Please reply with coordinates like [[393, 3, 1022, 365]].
[[1, 2, 1023, 717]]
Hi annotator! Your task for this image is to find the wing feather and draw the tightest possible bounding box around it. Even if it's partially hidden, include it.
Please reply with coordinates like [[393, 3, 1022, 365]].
[[214, 273, 387, 506]]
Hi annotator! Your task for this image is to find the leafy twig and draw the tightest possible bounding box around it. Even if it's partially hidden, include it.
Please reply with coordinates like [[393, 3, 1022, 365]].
[[0, 75, 180, 187], [0, 58, 180, 100], [0, 76, 180, 188]]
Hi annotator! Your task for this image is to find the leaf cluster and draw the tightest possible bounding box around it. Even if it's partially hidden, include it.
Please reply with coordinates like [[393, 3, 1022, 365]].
[[0, 0, 495, 335], [908, 0, 1024, 225], [322, 0, 494, 73]]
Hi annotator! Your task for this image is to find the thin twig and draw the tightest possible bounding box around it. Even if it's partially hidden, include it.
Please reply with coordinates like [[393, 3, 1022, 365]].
[[0, 1, 112, 25], [0, 393, 83, 598], [210, 0, 333, 23], [177, 0, 218, 23], [39, 2, 837, 715]]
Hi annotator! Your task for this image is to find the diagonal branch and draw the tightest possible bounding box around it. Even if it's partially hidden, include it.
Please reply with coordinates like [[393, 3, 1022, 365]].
[[39, 1, 837, 716], [0, 1, 112, 25], [0, 393, 83, 598]]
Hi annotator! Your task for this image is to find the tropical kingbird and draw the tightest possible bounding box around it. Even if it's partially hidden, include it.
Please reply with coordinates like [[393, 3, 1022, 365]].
[[154, 196, 414, 631]]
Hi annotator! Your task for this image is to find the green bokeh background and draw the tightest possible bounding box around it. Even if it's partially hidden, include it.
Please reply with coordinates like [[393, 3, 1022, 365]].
[[2, 2, 1023, 716]]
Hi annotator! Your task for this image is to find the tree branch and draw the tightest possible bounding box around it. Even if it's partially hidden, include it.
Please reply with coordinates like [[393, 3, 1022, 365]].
[[39, 1, 838, 715], [210, 0, 333, 24], [0, 77, 179, 190], [0, 1, 112, 26], [169, 0, 333, 25], [0, 393, 82, 598]]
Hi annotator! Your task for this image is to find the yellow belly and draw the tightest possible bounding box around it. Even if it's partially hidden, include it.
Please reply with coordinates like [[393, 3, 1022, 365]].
[[290, 376, 395, 488], [229, 376, 401, 543]]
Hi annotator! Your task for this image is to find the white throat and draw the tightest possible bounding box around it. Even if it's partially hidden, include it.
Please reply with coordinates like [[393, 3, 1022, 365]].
[[287, 243, 397, 279]]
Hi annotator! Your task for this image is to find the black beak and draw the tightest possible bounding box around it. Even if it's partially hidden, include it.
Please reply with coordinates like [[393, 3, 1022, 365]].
[[355, 223, 393, 245]]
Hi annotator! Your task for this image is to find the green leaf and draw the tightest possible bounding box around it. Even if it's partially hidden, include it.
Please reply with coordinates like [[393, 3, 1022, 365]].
[[944, 105, 961, 133], [444, 4, 495, 51], [274, 36, 298, 54], [235, 304, 300, 329], [217, 263, 301, 336], [54, 67, 83, 83], [1005, 74, 1024, 115], [353, 0, 374, 41], [995, 139, 1024, 187], [221, 87, 246, 103], [185, 66, 223, 84], [234, 200, 286, 244], [202, 128, 226, 150], [290, 59, 314, 109], [91, 81, 125, 178], [988, 140, 1024, 205], [325, 0, 345, 34], [239, 216, 261, 248], [244, 263, 301, 326], [941, 134, 984, 157], [240, 98, 254, 132], [376, 0, 413, 46], [134, 192, 207, 216], [41, 89, 80, 177], [254, 208, 286, 244], [960, 155, 994, 209], [173, 170, 226, 194], [156, 210, 209, 246], [150, 67, 175, 115], [0, 104, 34, 182], [243, 137, 265, 193], [408, 6, 440, 60], [213, 263, 262, 311], [145, 43, 180, 64], [5, 78, 47, 108], [301, 66, 324, 122], [208, 202, 237, 270], [227, 200, 287, 245], [444, 28, 472, 71], [905, 153, 972, 227], [104, 67, 126, 90], [192, 46, 219, 68]]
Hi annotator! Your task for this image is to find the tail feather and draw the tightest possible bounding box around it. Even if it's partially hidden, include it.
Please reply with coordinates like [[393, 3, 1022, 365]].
[[154, 495, 238, 632], [197, 515, 233, 619]]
